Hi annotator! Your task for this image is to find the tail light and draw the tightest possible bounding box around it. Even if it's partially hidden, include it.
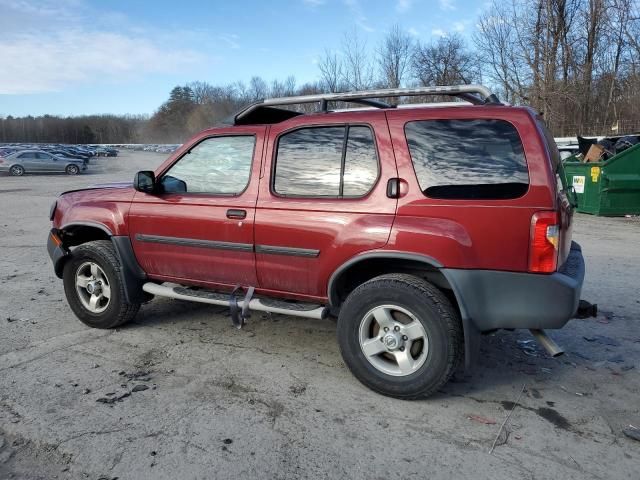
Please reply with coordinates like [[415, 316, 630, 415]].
[[529, 211, 559, 273]]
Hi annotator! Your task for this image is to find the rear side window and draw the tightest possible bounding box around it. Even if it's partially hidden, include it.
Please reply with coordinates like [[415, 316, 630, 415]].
[[274, 125, 378, 197], [405, 119, 529, 199]]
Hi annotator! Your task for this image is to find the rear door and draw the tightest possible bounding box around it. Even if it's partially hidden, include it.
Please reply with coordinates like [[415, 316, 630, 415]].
[[17, 152, 38, 171], [128, 127, 266, 288], [254, 111, 396, 300]]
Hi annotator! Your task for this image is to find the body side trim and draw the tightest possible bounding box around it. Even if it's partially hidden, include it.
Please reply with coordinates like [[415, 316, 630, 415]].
[[255, 245, 320, 258], [135, 233, 253, 252]]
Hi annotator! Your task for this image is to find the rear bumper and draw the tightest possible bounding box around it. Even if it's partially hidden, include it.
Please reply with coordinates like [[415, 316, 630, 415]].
[[444, 242, 585, 331]]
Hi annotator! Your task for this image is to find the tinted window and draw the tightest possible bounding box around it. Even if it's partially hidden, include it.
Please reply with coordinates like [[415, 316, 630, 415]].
[[274, 125, 378, 197], [161, 136, 255, 195], [18, 152, 36, 159], [37, 152, 52, 159], [343, 126, 379, 196], [405, 119, 529, 199]]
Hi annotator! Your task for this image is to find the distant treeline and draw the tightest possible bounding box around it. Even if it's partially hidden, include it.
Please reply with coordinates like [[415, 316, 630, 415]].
[[2, 0, 640, 143], [0, 114, 147, 144]]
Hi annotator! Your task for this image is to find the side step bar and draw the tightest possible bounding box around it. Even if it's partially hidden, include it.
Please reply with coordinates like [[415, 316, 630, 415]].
[[142, 282, 329, 320]]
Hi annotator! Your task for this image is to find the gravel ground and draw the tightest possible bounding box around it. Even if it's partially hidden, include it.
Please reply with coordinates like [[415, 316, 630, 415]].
[[0, 151, 639, 480]]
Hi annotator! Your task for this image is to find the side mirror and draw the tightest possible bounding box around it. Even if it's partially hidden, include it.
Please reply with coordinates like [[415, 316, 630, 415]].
[[134, 170, 156, 193]]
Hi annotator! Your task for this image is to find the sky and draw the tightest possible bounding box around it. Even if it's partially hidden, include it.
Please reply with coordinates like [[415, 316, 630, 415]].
[[0, 0, 485, 117]]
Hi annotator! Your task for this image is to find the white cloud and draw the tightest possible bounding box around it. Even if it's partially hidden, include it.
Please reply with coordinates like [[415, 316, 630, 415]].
[[453, 21, 465, 32], [218, 33, 241, 50], [439, 0, 456, 10], [408, 27, 420, 37], [431, 28, 447, 37], [0, 0, 211, 94], [396, 0, 412, 13], [0, 31, 204, 94], [344, 0, 375, 32]]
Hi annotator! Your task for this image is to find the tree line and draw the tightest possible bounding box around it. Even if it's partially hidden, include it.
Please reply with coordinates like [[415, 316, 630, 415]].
[[2, 0, 639, 143]]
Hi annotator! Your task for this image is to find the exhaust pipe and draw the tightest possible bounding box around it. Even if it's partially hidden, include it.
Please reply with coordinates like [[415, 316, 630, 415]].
[[529, 329, 564, 357]]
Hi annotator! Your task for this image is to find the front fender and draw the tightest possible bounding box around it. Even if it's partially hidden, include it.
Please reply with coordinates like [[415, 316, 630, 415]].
[[53, 187, 135, 235]]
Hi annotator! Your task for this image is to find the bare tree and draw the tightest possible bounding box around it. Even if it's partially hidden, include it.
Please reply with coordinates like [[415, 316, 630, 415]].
[[318, 49, 343, 92], [412, 34, 480, 87], [340, 29, 374, 90], [248, 76, 269, 101], [377, 25, 413, 88]]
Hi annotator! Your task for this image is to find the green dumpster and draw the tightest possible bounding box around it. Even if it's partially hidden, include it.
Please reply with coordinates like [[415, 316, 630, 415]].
[[563, 143, 640, 216]]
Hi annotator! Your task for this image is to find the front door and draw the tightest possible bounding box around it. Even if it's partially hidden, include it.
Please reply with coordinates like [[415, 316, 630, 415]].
[[128, 127, 266, 288], [37, 152, 61, 172]]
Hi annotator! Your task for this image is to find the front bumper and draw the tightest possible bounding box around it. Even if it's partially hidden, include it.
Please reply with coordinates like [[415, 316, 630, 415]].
[[444, 242, 585, 331], [47, 229, 69, 278]]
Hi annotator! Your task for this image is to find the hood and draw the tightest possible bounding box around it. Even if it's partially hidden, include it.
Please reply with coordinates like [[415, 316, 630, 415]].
[[60, 181, 132, 196]]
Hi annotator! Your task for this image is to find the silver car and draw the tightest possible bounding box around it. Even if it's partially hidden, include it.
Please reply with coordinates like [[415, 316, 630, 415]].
[[0, 150, 87, 176]]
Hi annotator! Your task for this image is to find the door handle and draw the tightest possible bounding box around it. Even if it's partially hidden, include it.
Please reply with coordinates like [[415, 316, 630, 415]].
[[226, 209, 247, 220]]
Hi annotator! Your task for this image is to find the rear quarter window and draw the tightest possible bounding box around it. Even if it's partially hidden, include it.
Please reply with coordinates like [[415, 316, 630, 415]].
[[405, 119, 529, 200]]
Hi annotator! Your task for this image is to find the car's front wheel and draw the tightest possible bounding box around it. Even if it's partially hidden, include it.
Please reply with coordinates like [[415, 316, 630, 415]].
[[337, 274, 462, 399], [9, 165, 25, 176], [63, 240, 140, 328], [65, 164, 80, 175]]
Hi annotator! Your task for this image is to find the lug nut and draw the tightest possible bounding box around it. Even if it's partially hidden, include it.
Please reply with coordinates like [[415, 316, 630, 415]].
[[399, 346, 405, 351], [384, 327, 389, 332], [394, 325, 400, 332], [402, 335, 408, 341]]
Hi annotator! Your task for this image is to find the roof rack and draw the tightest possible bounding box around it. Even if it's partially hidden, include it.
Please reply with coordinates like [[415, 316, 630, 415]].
[[232, 85, 501, 125]]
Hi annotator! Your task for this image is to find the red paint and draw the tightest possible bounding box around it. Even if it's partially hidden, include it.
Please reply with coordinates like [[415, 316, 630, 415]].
[[52, 105, 569, 302]]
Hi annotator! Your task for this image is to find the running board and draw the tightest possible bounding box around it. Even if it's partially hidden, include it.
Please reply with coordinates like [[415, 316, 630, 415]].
[[142, 282, 329, 320]]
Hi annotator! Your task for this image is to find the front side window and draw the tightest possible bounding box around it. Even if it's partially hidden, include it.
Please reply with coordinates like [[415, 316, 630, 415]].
[[274, 125, 378, 197], [161, 136, 255, 195], [405, 119, 529, 200]]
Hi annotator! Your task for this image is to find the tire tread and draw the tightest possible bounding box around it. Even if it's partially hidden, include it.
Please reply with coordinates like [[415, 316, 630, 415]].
[[63, 240, 139, 328], [338, 273, 462, 399]]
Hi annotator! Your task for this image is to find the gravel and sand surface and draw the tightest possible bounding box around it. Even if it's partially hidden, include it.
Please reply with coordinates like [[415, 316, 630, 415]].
[[1, 150, 639, 479]]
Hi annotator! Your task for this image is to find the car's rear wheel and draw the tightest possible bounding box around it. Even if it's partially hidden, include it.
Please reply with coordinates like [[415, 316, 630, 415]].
[[65, 164, 80, 175], [9, 165, 24, 176], [63, 240, 140, 328], [337, 273, 462, 399]]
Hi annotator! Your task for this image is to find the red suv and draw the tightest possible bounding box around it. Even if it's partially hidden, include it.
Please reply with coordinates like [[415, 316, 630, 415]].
[[47, 85, 585, 399]]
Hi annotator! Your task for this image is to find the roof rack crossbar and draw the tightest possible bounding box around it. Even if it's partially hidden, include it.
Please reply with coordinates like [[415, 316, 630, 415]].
[[234, 85, 501, 124]]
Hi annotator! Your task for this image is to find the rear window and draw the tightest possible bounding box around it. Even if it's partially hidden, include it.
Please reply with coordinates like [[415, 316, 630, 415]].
[[405, 119, 529, 200]]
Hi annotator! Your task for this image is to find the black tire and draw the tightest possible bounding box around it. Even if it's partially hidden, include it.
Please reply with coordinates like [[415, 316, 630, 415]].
[[63, 240, 140, 328], [337, 273, 462, 399], [65, 164, 80, 175], [9, 165, 24, 176]]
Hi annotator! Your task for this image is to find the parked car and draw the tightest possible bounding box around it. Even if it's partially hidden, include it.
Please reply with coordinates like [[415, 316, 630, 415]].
[[44, 149, 89, 162], [1, 150, 86, 175], [46, 85, 585, 399]]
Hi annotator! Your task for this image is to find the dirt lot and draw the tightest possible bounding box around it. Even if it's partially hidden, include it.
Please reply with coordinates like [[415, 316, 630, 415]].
[[1, 150, 639, 479]]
